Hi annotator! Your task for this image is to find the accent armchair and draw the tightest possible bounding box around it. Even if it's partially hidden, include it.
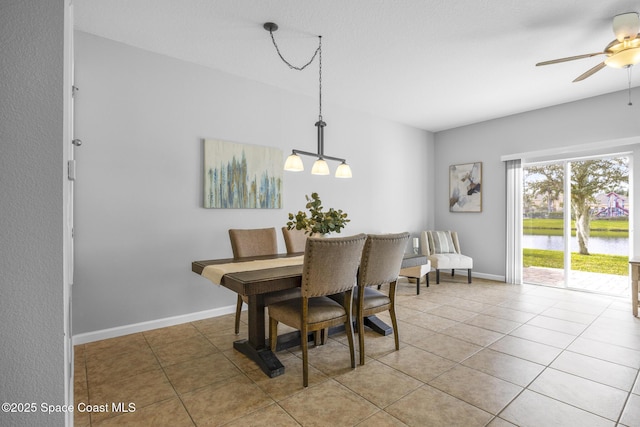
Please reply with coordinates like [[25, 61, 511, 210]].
[[423, 230, 473, 284]]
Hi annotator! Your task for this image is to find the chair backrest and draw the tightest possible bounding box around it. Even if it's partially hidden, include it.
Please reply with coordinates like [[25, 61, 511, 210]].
[[359, 233, 410, 287], [424, 230, 461, 256], [228, 227, 278, 258], [282, 227, 308, 254], [301, 234, 367, 298]]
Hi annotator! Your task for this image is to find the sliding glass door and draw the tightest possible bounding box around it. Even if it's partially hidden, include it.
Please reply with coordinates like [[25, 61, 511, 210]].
[[522, 155, 630, 296]]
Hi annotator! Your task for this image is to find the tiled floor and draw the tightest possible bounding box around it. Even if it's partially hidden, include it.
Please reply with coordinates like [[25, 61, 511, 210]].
[[74, 276, 640, 426], [523, 267, 629, 297]]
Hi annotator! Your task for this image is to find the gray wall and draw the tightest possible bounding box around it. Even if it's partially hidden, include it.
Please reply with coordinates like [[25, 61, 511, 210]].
[[0, 1, 66, 425], [72, 32, 435, 336], [434, 89, 640, 278]]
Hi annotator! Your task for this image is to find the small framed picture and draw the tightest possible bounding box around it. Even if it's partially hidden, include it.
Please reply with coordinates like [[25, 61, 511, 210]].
[[449, 162, 482, 212]]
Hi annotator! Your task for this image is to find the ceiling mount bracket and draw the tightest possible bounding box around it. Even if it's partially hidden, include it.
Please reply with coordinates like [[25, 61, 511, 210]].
[[263, 22, 278, 33]]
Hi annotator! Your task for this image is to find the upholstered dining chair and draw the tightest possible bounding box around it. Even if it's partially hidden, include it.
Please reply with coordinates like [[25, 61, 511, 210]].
[[281, 227, 307, 254], [268, 233, 367, 387], [228, 227, 278, 334], [424, 230, 473, 284], [353, 232, 409, 365]]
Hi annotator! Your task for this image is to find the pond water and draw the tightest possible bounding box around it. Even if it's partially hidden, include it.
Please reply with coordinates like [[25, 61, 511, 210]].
[[522, 235, 628, 256]]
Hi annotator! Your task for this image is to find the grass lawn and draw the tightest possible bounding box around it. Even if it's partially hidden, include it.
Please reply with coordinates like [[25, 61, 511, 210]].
[[523, 248, 628, 276], [523, 218, 628, 238]]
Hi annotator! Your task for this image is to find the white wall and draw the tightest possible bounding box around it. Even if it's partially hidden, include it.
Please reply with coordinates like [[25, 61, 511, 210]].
[[72, 32, 434, 336], [434, 89, 640, 279], [0, 1, 66, 425]]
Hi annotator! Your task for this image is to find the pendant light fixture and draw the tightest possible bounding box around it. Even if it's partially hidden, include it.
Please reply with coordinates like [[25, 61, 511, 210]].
[[264, 22, 352, 178]]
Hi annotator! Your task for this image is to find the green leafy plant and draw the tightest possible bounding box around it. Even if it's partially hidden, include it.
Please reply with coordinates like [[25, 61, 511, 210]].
[[286, 192, 350, 235]]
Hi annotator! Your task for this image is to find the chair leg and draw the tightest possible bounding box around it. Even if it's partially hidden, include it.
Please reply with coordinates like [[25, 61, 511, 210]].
[[390, 306, 400, 351], [234, 295, 243, 334], [452, 269, 455, 277], [416, 277, 421, 295], [301, 324, 309, 387], [269, 318, 278, 352], [436, 269, 440, 284], [426, 273, 429, 287], [468, 269, 472, 283], [357, 312, 365, 365]]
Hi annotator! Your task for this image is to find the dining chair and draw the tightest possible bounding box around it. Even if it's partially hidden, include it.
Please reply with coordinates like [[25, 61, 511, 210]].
[[228, 227, 278, 334], [281, 227, 307, 254], [354, 232, 409, 365], [268, 233, 367, 387]]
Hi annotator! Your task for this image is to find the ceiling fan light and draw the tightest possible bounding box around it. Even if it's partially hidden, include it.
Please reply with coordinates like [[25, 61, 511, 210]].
[[311, 158, 330, 175], [335, 162, 352, 178], [284, 153, 304, 171], [604, 47, 640, 68], [613, 12, 640, 42]]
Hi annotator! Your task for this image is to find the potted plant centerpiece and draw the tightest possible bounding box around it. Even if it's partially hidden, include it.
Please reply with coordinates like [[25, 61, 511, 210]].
[[286, 192, 350, 236]]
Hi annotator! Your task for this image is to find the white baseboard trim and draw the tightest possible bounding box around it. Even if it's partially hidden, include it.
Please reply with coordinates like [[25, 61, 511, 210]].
[[473, 272, 506, 282], [72, 304, 239, 345]]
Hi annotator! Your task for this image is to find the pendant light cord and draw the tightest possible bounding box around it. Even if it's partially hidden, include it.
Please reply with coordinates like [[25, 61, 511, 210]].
[[267, 28, 323, 119], [628, 66, 633, 106]]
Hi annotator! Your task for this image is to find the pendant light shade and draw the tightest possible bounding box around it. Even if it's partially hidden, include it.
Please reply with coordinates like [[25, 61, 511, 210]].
[[284, 153, 304, 171], [335, 162, 352, 178], [311, 158, 330, 175], [604, 47, 640, 68]]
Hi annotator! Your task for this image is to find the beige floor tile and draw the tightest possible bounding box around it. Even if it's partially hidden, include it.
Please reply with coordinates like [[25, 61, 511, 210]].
[[181, 375, 273, 426], [440, 323, 504, 347], [529, 368, 628, 421], [500, 390, 614, 427], [508, 324, 576, 348], [279, 380, 378, 426], [291, 339, 357, 379], [550, 350, 638, 391], [143, 323, 202, 347], [462, 348, 545, 387], [413, 332, 483, 362], [84, 333, 148, 361], [581, 325, 640, 352], [246, 355, 328, 400], [486, 417, 517, 426], [191, 314, 237, 333], [489, 335, 562, 366], [634, 375, 640, 394], [526, 315, 587, 335], [86, 346, 160, 387], [203, 327, 248, 351], [349, 328, 407, 360], [497, 300, 551, 315], [89, 369, 177, 423], [553, 300, 609, 316], [335, 360, 422, 407], [540, 307, 598, 324], [425, 305, 477, 322], [91, 398, 194, 426], [163, 352, 242, 394], [620, 393, 640, 427], [429, 365, 522, 414], [355, 410, 408, 426], [385, 384, 492, 427], [403, 311, 459, 331], [450, 298, 495, 313], [464, 314, 522, 334], [568, 337, 640, 368], [223, 403, 300, 427], [151, 334, 218, 366], [378, 345, 456, 383], [481, 306, 537, 323]]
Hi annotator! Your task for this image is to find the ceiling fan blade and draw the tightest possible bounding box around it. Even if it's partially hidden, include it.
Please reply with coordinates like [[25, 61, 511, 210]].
[[536, 52, 604, 66], [573, 62, 607, 82]]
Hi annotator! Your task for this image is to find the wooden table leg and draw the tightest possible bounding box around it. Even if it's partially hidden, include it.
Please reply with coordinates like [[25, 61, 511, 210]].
[[233, 293, 284, 378]]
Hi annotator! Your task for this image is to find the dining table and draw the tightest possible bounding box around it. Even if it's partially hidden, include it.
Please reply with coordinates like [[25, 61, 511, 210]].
[[192, 252, 428, 378]]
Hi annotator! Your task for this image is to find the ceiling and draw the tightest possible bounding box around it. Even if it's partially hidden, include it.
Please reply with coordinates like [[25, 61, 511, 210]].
[[74, 0, 640, 132]]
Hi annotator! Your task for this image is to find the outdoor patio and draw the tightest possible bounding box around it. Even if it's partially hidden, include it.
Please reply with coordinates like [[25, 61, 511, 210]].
[[523, 267, 630, 297]]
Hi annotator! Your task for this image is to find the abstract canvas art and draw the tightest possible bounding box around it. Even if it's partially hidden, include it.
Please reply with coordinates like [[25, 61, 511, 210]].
[[449, 162, 482, 212], [203, 139, 282, 209]]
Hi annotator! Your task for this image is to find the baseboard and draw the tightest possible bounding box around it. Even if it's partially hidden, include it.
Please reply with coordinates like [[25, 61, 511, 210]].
[[473, 272, 506, 282], [72, 304, 239, 345]]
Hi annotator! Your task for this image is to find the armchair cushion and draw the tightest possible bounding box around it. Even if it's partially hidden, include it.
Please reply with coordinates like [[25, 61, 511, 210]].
[[429, 231, 457, 254]]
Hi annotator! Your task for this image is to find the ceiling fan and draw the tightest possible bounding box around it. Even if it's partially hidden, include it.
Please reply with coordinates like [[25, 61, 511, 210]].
[[536, 12, 640, 82]]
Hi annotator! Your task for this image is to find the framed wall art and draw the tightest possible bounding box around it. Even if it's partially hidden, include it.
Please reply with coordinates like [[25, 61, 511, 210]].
[[449, 162, 482, 212], [203, 138, 282, 209]]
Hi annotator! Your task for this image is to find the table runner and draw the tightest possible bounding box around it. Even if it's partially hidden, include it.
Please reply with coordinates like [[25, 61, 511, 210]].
[[202, 255, 304, 285]]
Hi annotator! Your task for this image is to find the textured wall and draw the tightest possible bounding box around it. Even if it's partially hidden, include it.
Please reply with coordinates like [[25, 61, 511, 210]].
[[0, 1, 66, 425]]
